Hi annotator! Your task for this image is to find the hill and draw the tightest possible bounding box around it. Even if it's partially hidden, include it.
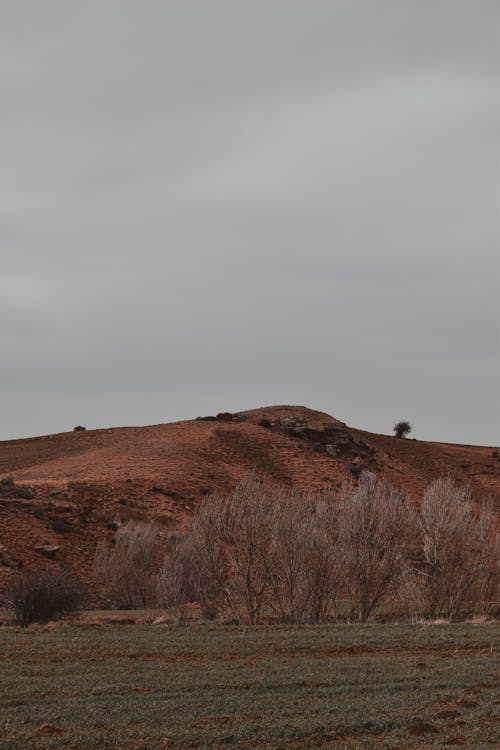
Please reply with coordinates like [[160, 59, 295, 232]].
[[0, 405, 498, 599]]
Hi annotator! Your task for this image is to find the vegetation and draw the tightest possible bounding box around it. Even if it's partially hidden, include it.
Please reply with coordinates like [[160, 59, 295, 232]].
[[338, 473, 415, 622], [0, 622, 498, 748], [7, 566, 83, 627], [155, 474, 498, 624], [94, 521, 159, 608], [393, 420, 412, 438], [414, 478, 499, 620]]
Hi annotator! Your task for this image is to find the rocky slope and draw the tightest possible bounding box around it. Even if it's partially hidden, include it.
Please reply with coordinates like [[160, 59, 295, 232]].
[[1, 405, 498, 600]]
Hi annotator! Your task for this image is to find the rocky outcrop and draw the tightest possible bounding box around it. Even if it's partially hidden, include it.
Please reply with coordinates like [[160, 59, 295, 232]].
[[0, 477, 35, 499], [0, 544, 22, 569], [246, 409, 378, 466], [35, 544, 60, 558]]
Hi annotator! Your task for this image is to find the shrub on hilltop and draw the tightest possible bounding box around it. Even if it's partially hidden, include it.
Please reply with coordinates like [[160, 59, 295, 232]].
[[393, 420, 411, 438]]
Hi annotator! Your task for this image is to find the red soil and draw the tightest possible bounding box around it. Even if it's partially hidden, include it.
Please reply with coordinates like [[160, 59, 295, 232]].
[[0, 405, 498, 599]]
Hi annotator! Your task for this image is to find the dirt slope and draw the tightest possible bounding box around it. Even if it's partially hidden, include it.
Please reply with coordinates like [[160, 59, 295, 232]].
[[0, 405, 498, 599]]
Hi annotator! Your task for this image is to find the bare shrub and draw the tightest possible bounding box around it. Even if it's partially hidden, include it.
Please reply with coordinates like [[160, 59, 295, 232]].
[[338, 472, 415, 622], [159, 479, 341, 625], [268, 488, 339, 623], [158, 473, 497, 626], [304, 494, 341, 623], [185, 494, 237, 620], [416, 478, 499, 620], [267, 487, 310, 623], [168, 477, 276, 624], [157, 532, 204, 620], [478, 500, 500, 617], [7, 566, 83, 626], [94, 521, 159, 609], [213, 476, 276, 624]]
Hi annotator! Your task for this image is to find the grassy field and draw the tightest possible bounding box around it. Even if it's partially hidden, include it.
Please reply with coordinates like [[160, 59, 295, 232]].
[[0, 621, 498, 749]]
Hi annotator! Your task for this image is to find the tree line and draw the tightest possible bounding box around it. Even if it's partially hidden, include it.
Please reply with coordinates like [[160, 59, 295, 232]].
[[95, 473, 499, 623]]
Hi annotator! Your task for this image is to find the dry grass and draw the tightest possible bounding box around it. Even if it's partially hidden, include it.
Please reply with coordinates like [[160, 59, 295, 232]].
[[0, 620, 499, 748]]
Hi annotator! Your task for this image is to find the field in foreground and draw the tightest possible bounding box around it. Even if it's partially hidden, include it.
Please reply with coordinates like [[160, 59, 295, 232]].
[[0, 622, 499, 749]]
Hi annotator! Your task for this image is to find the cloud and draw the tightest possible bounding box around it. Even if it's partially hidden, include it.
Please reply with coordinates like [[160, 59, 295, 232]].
[[0, 1, 498, 443]]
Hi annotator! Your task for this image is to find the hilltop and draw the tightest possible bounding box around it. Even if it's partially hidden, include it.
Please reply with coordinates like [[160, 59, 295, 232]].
[[0, 405, 498, 598]]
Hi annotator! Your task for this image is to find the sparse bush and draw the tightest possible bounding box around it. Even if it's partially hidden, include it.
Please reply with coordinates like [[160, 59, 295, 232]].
[[73, 425, 86, 432], [159, 481, 342, 625], [7, 566, 83, 626], [338, 472, 415, 622], [477, 500, 500, 617], [94, 521, 159, 608], [156, 473, 496, 626], [157, 533, 202, 620], [268, 488, 339, 623], [193, 477, 276, 624], [414, 478, 499, 620], [161, 477, 278, 624], [393, 420, 411, 439]]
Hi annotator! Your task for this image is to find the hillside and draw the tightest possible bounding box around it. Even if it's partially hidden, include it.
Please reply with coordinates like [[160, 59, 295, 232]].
[[0, 405, 498, 600]]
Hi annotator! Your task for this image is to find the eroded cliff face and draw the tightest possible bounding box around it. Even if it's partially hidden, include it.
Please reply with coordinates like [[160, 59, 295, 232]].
[[0, 404, 498, 601]]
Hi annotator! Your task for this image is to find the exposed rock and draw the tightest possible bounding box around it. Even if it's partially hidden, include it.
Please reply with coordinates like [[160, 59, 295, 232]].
[[15, 484, 35, 499], [0, 477, 35, 499], [350, 457, 364, 475], [0, 477, 15, 495], [325, 444, 339, 457], [0, 544, 22, 569], [216, 412, 233, 422], [278, 416, 307, 431], [0, 497, 34, 508], [35, 544, 60, 558]]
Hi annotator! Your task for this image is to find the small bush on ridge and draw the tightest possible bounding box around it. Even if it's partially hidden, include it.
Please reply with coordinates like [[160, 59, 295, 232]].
[[393, 420, 412, 438]]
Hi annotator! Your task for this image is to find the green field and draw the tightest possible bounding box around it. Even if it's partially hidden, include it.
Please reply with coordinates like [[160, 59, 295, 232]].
[[0, 622, 498, 749]]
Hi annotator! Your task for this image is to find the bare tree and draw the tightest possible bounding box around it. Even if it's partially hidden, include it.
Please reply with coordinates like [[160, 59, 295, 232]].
[[268, 488, 339, 623], [267, 487, 312, 623], [303, 493, 341, 623], [168, 477, 276, 624], [94, 521, 159, 609], [338, 472, 415, 622], [476, 498, 500, 617], [159, 479, 341, 625], [218, 476, 276, 624], [157, 530, 223, 621], [186, 491, 240, 621], [416, 478, 499, 620]]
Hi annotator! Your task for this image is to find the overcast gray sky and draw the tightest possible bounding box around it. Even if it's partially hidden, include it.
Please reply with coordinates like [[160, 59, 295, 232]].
[[1, 0, 499, 444]]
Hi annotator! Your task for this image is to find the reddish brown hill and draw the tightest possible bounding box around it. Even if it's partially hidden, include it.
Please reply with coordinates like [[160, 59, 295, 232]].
[[0, 405, 498, 599]]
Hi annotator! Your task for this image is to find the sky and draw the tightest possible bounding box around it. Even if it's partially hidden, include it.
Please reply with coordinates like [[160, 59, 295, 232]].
[[1, 0, 499, 445]]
